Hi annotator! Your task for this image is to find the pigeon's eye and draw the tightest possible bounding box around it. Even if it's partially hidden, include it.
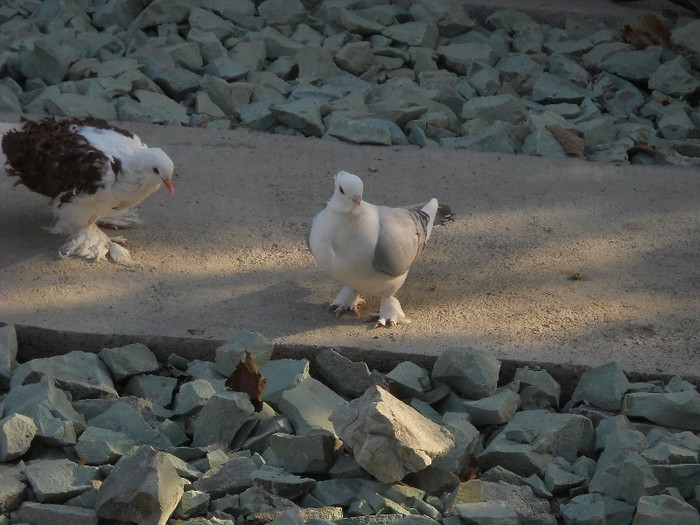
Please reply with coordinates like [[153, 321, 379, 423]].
[[153, 167, 160, 174], [339, 186, 345, 195]]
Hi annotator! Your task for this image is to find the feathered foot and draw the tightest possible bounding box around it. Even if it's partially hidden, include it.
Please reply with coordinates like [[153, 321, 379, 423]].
[[329, 286, 365, 318], [365, 296, 411, 328], [97, 208, 144, 229], [58, 224, 132, 263]]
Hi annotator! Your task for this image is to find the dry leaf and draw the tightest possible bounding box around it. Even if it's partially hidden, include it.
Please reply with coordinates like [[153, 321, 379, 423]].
[[545, 125, 585, 157], [225, 351, 267, 412], [621, 13, 671, 49]]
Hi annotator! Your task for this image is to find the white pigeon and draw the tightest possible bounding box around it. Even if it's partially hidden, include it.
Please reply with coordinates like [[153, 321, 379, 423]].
[[2, 116, 175, 263], [308, 170, 451, 327]]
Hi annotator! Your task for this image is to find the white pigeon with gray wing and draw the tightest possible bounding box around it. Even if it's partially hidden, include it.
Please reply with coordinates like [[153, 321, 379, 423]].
[[308, 170, 450, 327], [2, 116, 175, 263]]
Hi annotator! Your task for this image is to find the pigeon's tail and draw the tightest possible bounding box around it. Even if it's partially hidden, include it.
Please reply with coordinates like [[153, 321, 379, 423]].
[[419, 198, 439, 240]]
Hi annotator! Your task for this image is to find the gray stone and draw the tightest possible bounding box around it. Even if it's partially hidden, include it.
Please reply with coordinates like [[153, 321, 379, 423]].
[[648, 56, 700, 98], [308, 478, 383, 507], [336, 41, 379, 77], [455, 501, 519, 525], [215, 330, 274, 378], [643, 441, 699, 464], [187, 27, 227, 63], [88, 399, 172, 450], [173, 489, 210, 519], [296, 46, 344, 82], [269, 432, 342, 474], [467, 64, 501, 96], [279, 377, 346, 436], [122, 374, 176, 409], [0, 475, 26, 513], [99, 343, 160, 382], [74, 426, 137, 465], [324, 115, 394, 146], [593, 72, 646, 116], [514, 366, 561, 408], [190, 455, 258, 497], [44, 92, 118, 120], [485, 9, 540, 34], [652, 463, 700, 498], [479, 410, 594, 476], [258, 0, 306, 26], [132, 0, 191, 27], [522, 127, 568, 158], [116, 90, 190, 125], [383, 21, 438, 49], [436, 43, 499, 73], [203, 56, 249, 81], [195, 90, 226, 118], [0, 324, 17, 390], [462, 389, 520, 426], [632, 494, 700, 525], [461, 94, 527, 124], [599, 47, 662, 82], [549, 54, 590, 87], [432, 347, 501, 399], [315, 349, 383, 398], [191, 391, 255, 448], [622, 389, 700, 431], [340, 9, 385, 35], [252, 465, 316, 499], [330, 385, 454, 484], [671, 19, 700, 58], [0, 85, 21, 113], [658, 105, 695, 140], [19, 35, 82, 85], [433, 412, 479, 475], [92, 0, 142, 29], [532, 73, 591, 103], [271, 98, 326, 137], [571, 362, 630, 411], [189, 7, 240, 40], [563, 493, 634, 525], [386, 361, 432, 398], [262, 26, 305, 60], [25, 458, 98, 503], [543, 461, 587, 495], [13, 501, 99, 525], [173, 378, 217, 416], [576, 116, 618, 149], [618, 453, 660, 503], [2, 377, 85, 446], [95, 445, 185, 525], [133, 47, 202, 98], [260, 358, 310, 407], [201, 76, 253, 115], [589, 427, 648, 499], [0, 413, 36, 462]]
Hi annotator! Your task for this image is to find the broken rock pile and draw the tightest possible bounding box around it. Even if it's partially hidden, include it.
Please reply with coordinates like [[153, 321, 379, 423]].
[[1, 323, 700, 525], [0, 0, 699, 165]]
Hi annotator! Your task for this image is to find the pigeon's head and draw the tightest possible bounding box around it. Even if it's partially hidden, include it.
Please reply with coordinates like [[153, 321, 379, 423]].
[[332, 171, 363, 213], [131, 148, 175, 196]]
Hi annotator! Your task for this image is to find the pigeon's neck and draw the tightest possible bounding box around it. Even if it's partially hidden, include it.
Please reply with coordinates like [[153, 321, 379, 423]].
[[329, 196, 362, 216]]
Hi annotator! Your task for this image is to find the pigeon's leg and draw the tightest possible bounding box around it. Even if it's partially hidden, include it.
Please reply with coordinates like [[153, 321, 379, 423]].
[[58, 224, 132, 263], [329, 286, 365, 318], [97, 208, 143, 229], [365, 296, 411, 328]]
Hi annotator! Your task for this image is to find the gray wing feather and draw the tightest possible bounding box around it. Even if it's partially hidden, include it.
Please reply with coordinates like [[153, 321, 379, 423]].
[[373, 207, 430, 277]]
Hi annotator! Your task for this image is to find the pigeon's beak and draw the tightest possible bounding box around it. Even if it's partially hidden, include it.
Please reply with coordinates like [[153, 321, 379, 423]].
[[163, 179, 175, 196], [352, 195, 362, 206]]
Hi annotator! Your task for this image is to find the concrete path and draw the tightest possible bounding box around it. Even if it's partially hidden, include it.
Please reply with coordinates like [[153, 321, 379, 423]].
[[1, 111, 698, 379]]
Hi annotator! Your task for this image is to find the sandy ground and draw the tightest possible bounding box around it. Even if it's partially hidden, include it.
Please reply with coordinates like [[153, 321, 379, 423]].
[[1, 110, 698, 380]]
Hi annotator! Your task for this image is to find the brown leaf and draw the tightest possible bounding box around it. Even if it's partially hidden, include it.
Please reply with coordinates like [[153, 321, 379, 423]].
[[545, 125, 585, 157], [225, 351, 267, 412], [621, 14, 671, 49]]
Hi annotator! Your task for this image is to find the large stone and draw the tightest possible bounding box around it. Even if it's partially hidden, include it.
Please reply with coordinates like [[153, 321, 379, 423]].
[[648, 56, 700, 97], [436, 43, 499, 73], [0, 476, 27, 513], [2, 376, 85, 446], [190, 455, 259, 497], [190, 391, 255, 448], [455, 501, 519, 525], [132, 0, 191, 28], [324, 115, 394, 146], [13, 501, 99, 525], [532, 73, 590, 103], [271, 98, 326, 137], [19, 35, 82, 85], [87, 399, 172, 450], [0, 413, 37, 462], [330, 385, 454, 483], [513, 366, 561, 408], [0, 324, 18, 390], [10, 351, 118, 400], [570, 362, 630, 411], [214, 330, 274, 377], [269, 432, 342, 474], [461, 94, 527, 124], [116, 90, 190, 125], [189, 7, 240, 40], [132, 47, 202, 98], [383, 21, 438, 48], [260, 358, 310, 408], [24, 458, 99, 503], [478, 410, 594, 476], [258, 0, 306, 26], [632, 494, 700, 525], [432, 347, 501, 399], [95, 445, 185, 525], [335, 41, 379, 76], [622, 389, 700, 431], [462, 388, 520, 426], [315, 349, 382, 398], [671, 19, 700, 58], [98, 343, 160, 382], [599, 47, 662, 82], [279, 377, 347, 436], [74, 426, 137, 465]]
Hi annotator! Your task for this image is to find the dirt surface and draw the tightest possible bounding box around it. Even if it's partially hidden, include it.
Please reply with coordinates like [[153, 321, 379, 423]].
[[1, 109, 699, 379]]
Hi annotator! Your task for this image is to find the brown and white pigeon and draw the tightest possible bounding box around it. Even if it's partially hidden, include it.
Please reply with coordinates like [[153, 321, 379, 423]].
[[308, 170, 452, 327], [2, 116, 174, 263]]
